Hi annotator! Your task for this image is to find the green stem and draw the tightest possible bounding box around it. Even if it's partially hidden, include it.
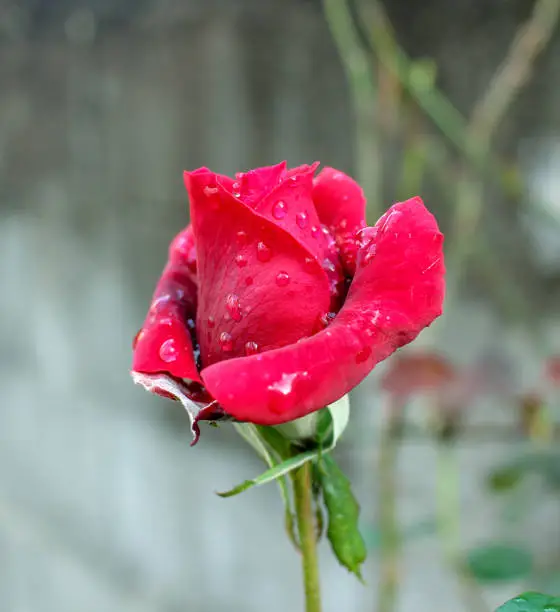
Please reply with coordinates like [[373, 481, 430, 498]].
[[322, 0, 382, 216], [376, 402, 401, 612], [436, 440, 490, 612], [292, 461, 322, 612]]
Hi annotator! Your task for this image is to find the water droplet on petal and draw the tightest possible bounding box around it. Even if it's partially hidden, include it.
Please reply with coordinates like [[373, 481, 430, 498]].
[[235, 254, 248, 268], [322, 258, 336, 273], [236, 230, 248, 246], [360, 249, 375, 267], [355, 347, 372, 364], [276, 271, 290, 287], [257, 242, 272, 262], [269, 373, 298, 396], [151, 294, 172, 313], [203, 186, 219, 197], [295, 211, 308, 229], [207, 316, 216, 328], [272, 200, 287, 219], [245, 276, 254, 286], [159, 338, 178, 363], [187, 318, 196, 330], [225, 293, 242, 322], [319, 311, 337, 328], [245, 341, 259, 356], [303, 257, 316, 272], [310, 226, 321, 239], [219, 332, 233, 352], [232, 181, 241, 197]]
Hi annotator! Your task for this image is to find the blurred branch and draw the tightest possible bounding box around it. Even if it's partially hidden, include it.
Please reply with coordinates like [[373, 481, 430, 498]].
[[449, 0, 560, 283], [436, 441, 490, 612], [470, 0, 560, 145], [353, 0, 556, 202], [322, 0, 382, 216], [376, 400, 402, 612]]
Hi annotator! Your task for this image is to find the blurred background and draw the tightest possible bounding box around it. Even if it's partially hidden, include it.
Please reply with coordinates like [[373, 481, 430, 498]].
[[1, 0, 560, 610]]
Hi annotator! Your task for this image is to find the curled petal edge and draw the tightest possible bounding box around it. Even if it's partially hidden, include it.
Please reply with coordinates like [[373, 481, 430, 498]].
[[200, 198, 445, 425]]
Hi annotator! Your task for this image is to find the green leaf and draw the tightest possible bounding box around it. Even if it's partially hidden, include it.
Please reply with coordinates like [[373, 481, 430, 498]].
[[489, 452, 560, 492], [487, 465, 524, 493], [317, 453, 367, 580], [495, 592, 560, 611], [217, 448, 319, 498], [467, 543, 533, 583]]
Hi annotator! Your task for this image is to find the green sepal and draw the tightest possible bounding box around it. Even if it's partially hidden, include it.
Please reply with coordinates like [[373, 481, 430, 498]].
[[217, 447, 319, 498], [230, 423, 297, 546]]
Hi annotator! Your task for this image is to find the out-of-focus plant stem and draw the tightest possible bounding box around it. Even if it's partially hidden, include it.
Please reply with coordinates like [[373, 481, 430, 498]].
[[292, 461, 322, 612], [376, 397, 402, 612], [322, 0, 382, 217], [355, 0, 510, 190], [436, 439, 490, 612], [448, 0, 560, 295]]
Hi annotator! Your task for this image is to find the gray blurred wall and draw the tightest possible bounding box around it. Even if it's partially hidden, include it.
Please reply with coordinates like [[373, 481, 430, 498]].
[[1, 1, 559, 611]]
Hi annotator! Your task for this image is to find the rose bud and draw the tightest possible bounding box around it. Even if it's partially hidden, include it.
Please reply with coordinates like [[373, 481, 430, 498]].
[[131, 162, 445, 444]]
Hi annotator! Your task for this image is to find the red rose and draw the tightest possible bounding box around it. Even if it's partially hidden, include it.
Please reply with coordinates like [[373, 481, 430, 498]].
[[131, 162, 445, 442]]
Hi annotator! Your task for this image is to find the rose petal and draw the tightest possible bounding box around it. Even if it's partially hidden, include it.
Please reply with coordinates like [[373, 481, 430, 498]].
[[235, 161, 287, 206], [185, 169, 331, 367], [248, 162, 345, 310], [200, 197, 445, 424], [132, 225, 202, 383], [312, 167, 367, 275]]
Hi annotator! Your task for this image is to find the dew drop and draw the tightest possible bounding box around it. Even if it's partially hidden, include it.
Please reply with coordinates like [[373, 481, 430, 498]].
[[269, 373, 298, 396], [276, 271, 290, 287], [245, 341, 259, 356], [322, 258, 336, 273], [257, 241, 272, 262], [203, 186, 219, 197], [295, 211, 309, 229], [360, 250, 375, 267], [219, 331, 233, 352], [236, 230, 248, 246], [355, 347, 372, 364], [151, 294, 172, 313], [225, 293, 242, 322], [319, 311, 337, 327], [232, 181, 241, 197], [235, 254, 248, 268], [303, 257, 316, 272], [207, 316, 216, 328], [310, 225, 321, 239], [159, 338, 178, 363], [187, 318, 196, 330], [272, 200, 287, 219], [245, 276, 254, 286]]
